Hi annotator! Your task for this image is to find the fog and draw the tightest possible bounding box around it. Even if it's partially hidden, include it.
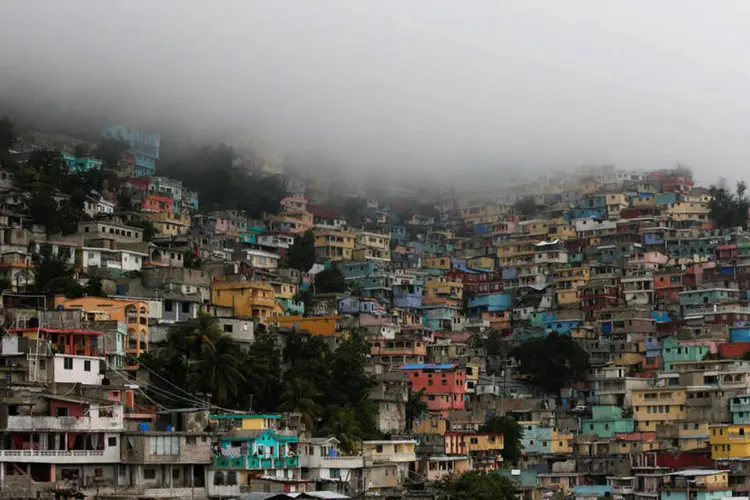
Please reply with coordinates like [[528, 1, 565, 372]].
[[3, 0, 750, 183]]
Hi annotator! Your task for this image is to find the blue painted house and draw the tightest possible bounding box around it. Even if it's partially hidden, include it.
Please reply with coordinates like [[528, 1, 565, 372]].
[[467, 293, 512, 319], [394, 284, 423, 309], [340, 261, 385, 279], [210, 414, 300, 482], [542, 319, 582, 335]]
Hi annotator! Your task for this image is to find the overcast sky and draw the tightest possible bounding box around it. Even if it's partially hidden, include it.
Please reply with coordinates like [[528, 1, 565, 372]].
[[2, 0, 750, 183]]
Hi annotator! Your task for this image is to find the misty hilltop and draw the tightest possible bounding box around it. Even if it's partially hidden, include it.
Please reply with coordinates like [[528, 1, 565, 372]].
[[2, 1, 750, 181]]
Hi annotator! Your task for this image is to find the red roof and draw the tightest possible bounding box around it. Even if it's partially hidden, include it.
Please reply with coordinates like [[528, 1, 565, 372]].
[[8, 328, 105, 336]]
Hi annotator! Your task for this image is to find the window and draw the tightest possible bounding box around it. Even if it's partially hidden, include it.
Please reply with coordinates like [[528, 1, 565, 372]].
[[144, 468, 157, 480], [84, 360, 91, 372], [181, 302, 191, 313], [64, 358, 73, 370], [470, 438, 478, 444], [95, 468, 103, 477], [376, 445, 383, 453], [164, 300, 173, 312], [330, 468, 341, 479], [148, 436, 180, 456], [108, 437, 117, 447]]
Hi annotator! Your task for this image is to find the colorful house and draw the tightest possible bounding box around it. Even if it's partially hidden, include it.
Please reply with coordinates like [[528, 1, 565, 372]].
[[55, 296, 149, 369], [400, 363, 466, 416], [211, 414, 301, 485], [211, 281, 284, 323]]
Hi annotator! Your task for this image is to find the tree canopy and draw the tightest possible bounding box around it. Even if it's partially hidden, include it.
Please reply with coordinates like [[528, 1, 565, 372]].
[[0, 116, 17, 157], [437, 470, 517, 500], [141, 321, 379, 450], [709, 181, 749, 229], [512, 196, 538, 218], [93, 137, 130, 168], [158, 144, 286, 218], [480, 416, 524, 465], [286, 230, 315, 272], [314, 267, 347, 294], [511, 332, 590, 393]]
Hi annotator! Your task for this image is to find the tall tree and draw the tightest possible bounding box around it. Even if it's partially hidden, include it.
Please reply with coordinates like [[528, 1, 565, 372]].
[[32, 244, 81, 295], [196, 335, 245, 408], [0, 116, 16, 163], [709, 181, 749, 229], [406, 389, 428, 431], [314, 267, 347, 293], [286, 230, 315, 271], [94, 138, 130, 168], [512, 196, 538, 218], [279, 377, 323, 432], [511, 332, 590, 393], [158, 144, 286, 218], [241, 331, 283, 412], [480, 416, 524, 465], [437, 470, 517, 500]]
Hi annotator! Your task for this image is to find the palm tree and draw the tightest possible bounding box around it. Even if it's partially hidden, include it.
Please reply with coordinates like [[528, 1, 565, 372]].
[[279, 377, 323, 433], [406, 389, 428, 431], [198, 335, 244, 408], [180, 313, 222, 360], [320, 406, 363, 454]]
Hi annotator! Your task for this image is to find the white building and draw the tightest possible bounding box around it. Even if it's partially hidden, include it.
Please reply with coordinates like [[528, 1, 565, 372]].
[[78, 247, 146, 273]]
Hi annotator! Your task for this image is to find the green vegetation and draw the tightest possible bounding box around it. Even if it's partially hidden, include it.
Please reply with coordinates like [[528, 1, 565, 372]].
[[314, 267, 347, 293], [159, 144, 286, 219], [31, 244, 105, 298], [709, 181, 749, 229], [479, 416, 524, 465], [437, 470, 517, 500], [93, 137, 130, 168], [13, 150, 108, 235], [285, 229, 315, 271], [511, 332, 590, 393], [405, 389, 428, 431], [512, 196, 538, 217], [142, 319, 380, 450], [0, 116, 16, 165]]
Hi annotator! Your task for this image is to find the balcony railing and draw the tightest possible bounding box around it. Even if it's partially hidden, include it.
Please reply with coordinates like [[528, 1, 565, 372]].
[[212, 455, 299, 469], [6, 415, 122, 431]]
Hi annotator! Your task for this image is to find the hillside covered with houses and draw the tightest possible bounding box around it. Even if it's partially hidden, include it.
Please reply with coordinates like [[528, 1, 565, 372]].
[[2, 117, 750, 500]]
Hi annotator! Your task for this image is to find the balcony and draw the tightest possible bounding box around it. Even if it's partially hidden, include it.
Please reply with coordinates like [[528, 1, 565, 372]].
[[6, 415, 122, 432], [0, 448, 120, 463], [611, 485, 635, 495], [213, 455, 299, 469], [731, 402, 750, 413], [366, 452, 417, 465]]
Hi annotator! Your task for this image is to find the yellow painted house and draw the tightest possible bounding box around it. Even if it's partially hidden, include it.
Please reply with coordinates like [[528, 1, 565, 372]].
[[274, 315, 344, 337], [56, 295, 149, 367], [555, 266, 590, 306], [413, 415, 448, 435], [146, 211, 192, 236], [425, 276, 463, 302], [710, 424, 750, 459], [496, 239, 537, 267], [677, 422, 711, 451], [547, 223, 577, 241], [314, 229, 355, 261], [550, 429, 575, 454], [211, 281, 284, 322], [632, 387, 688, 431], [423, 256, 452, 271]]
